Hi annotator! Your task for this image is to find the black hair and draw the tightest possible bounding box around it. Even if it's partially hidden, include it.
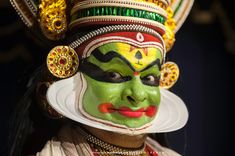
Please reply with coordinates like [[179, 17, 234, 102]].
[[8, 64, 63, 156]]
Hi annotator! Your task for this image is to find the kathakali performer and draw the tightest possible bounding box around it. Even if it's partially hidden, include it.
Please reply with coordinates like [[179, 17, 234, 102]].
[[9, 0, 194, 155]]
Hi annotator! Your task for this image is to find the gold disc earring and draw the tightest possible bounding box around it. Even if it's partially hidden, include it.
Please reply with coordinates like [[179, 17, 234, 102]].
[[47, 46, 79, 78], [160, 61, 180, 89]]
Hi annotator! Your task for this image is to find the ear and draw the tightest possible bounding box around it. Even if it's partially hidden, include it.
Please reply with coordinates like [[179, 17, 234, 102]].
[[160, 61, 179, 89]]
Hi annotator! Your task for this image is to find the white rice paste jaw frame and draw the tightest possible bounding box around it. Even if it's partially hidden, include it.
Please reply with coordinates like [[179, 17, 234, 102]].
[[47, 73, 188, 135]]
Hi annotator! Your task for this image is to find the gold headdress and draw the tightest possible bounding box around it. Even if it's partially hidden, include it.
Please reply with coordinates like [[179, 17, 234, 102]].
[[10, 0, 194, 89], [10, 0, 194, 132]]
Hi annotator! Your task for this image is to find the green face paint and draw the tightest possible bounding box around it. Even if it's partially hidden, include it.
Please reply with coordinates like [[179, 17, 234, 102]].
[[81, 42, 162, 128]]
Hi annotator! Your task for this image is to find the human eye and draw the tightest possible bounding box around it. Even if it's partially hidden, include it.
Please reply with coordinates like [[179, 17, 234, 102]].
[[105, 71, 131, 83], [107, 71, 122, 80], [141, 74, 160, 86]]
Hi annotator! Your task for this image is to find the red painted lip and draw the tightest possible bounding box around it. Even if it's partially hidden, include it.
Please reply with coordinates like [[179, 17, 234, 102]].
[[98, 103, 157, 118], [118, 107, 145, 118], [98, 103, 115, 113]]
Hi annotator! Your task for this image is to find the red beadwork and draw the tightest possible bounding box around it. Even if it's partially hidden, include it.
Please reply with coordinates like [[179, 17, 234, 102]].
[[59, 58, 67, 65], [145, 144, 159, 156], [62, 47, 67, 52]]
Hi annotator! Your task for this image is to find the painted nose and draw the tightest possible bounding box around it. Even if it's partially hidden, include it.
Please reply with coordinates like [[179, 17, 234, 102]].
[[122, 77, 147, 105]]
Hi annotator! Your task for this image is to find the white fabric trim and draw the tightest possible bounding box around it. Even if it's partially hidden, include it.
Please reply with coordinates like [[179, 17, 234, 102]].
[[36, 125, 181, 156]]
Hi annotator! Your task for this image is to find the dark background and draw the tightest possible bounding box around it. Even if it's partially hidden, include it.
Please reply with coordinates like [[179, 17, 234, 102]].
[[1, 0, 234, 156]]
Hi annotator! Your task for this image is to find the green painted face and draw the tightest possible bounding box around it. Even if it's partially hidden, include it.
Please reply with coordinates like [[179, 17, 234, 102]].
[[80, 42, 163, 128]]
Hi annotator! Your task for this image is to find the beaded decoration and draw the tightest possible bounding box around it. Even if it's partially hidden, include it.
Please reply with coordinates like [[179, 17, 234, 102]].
[[163, 7, 176, 52], [10, 0, 37, 27], [160, 61, 179, 89], [47, 46, 79, 78], [39, 0, 68, 40], [77, 126, 147, 156], [69, 0, 167, 35]]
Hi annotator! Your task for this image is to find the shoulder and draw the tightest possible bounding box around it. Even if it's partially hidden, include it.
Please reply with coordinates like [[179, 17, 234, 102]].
[[36, 125, 74, 156], [36, 139, 66, 156], [36, 124, 93, 156], [145, 137, 181, 156]]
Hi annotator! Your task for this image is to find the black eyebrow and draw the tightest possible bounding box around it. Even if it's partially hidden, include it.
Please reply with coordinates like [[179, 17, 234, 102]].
[[79, 60, 131, 83], [141, 59, 161, 72], [92, 48, 135, 71], [91, 48, 162, 72]]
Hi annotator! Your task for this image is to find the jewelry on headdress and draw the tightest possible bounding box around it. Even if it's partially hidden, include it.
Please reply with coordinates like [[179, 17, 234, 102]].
[[11, 0, 194, 41], [163, 7, 176, 52], [39, 0, 68, 40], [47, 46, 79, 78], [10, 0, 37, 27], [69, 0, 167, 35], [160, 61, 179, 89], [69, 24, 165, 57]]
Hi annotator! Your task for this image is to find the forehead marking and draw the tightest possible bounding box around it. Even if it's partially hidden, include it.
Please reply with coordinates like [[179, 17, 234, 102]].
[[91, 48, 161, 72], [130, 46, 148, 56], [133, 72, 140, 76], [136, 33, 144, 42], [135, 51, 143, 60], [83, 36, 164, 59]]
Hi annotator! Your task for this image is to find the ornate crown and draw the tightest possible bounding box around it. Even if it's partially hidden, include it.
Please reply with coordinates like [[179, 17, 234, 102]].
[[10, 0, 193, 49], [10, 0, 194, 125], [10, 0, 194, 88]]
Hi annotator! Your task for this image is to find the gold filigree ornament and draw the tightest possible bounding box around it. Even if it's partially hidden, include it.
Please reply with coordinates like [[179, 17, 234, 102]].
[[163, 7, 176, 52], [160, 61, 179, 89], [47, 46, 79, 78], [39, 0, 67, 40]]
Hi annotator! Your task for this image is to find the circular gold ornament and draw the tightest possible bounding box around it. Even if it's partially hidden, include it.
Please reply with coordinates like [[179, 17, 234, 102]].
[[47, 46, 79, 78], [160, 61, 179, 89]]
